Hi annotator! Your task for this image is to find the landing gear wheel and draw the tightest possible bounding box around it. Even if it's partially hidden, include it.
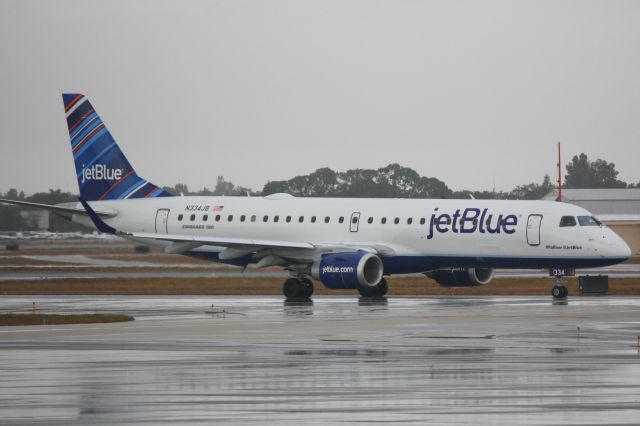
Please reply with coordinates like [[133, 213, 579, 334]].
[[358, 278, 389, 298], [552, 285, 568, 299], [358, 286, 376, 298], [283, 277, 314, 299], [300, 277, 314, 298], [283, 278, 303, 299], [375, 278, 388, 297]]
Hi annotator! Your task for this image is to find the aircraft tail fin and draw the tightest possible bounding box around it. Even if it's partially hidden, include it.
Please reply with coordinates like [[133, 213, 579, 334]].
[[62, 93, 173, 201]]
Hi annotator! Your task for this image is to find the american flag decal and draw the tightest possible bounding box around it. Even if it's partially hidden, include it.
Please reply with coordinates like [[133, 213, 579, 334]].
[[213, 205, 224, 211]]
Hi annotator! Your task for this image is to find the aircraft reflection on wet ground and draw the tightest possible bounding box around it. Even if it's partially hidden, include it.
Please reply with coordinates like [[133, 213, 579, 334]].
[[1, 295, 640, 425]]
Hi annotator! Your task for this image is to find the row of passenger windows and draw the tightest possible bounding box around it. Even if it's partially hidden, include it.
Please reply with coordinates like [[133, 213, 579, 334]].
[[176, 214, 488, 226], [559, 215, 602, 227], [177, 214, 346, 224]]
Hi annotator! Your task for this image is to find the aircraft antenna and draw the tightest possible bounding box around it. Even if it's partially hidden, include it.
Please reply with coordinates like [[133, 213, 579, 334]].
[[556, 142, 562, 202]]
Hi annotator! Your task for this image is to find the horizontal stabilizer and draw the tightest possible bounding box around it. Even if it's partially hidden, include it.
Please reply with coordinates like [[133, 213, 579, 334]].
[[0, 198, 117, 218]]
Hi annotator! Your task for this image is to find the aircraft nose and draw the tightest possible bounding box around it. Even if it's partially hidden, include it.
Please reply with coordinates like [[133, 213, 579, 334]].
[[616, 239, 632, 260], [606, 230, 632, 260]]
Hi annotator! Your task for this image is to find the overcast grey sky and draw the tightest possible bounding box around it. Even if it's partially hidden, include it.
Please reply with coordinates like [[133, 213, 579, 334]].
[[1, 0, 639, 195]]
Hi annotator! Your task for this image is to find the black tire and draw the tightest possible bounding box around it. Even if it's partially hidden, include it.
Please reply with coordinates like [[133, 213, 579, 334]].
[[374, 278, 389, 297], [552, 285, 568, 299], [359, 278, 389, 298], [283, 278, 302, 299], [358, 286, 377, 298], [301, 277, 314, 298]]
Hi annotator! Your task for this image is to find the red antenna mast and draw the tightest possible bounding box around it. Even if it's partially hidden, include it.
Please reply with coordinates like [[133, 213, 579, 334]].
[[556, 142, 562, 202]]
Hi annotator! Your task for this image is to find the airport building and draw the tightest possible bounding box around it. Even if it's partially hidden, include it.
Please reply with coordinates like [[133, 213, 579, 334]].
[[544, 188, 640, 256]]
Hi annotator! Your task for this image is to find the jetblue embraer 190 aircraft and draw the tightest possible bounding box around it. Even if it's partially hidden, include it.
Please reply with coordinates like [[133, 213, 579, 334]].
[[1, 94, 631, 299]]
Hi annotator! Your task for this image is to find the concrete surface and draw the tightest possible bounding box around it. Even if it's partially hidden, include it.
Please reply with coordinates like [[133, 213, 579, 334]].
[[0, 296, 639, 425]]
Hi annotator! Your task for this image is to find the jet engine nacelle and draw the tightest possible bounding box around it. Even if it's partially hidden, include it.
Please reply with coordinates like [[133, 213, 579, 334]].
[[312, 251, 384, 289], [427, 267, 494, 287]]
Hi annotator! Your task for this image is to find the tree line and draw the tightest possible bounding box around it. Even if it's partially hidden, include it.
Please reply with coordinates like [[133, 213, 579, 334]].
[[1, 153, 637, 232]]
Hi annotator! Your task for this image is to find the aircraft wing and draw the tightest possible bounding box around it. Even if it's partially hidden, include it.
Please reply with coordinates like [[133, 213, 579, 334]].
[[123, 231, 395, 256], [124, 231, 315, 251], [0, 198, 117, 218]]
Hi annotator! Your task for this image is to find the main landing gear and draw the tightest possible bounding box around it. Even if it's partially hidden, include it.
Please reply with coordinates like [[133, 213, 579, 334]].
[[281, 277, 390, 299], [358, 278, 389, 298], [283, 277, 314, 299]]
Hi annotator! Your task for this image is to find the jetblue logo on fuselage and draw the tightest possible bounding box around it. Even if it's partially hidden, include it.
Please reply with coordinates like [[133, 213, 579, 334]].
[[427, 208, 518, 239], [81, 164, 123, 184]]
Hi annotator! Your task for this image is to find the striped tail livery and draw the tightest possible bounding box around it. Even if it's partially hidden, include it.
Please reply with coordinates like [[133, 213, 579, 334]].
[[63, 93, 173, 201]]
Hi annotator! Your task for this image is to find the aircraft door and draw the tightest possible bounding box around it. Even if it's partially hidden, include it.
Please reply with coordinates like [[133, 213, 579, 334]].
[[155, 209, 170, 234], [526, 214, 542, 246], [350, 212, 361, 232]]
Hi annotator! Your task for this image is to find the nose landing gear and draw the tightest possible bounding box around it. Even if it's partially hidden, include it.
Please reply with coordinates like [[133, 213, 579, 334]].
[[549, 268, 574, 299], [551, 278, 569, 299]]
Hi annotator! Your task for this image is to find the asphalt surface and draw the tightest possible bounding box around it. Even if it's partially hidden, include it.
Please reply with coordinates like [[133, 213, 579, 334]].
[[1, 295, 640, 425]]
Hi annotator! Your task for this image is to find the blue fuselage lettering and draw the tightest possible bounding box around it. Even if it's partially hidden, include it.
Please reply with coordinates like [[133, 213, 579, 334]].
[[427, 208, 518, 239]]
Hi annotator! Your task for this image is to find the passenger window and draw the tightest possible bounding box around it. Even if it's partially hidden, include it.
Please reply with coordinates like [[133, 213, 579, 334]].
[[381, 217, 387, 224], [203, 215, 208, 222], [215, 215, 221, 222], [299, 216, 304, 223], [368, 217, 373, 224], [560, 216, 577, 227], [227, 215, 233, 222], [251, 215, 256, 222], [407, 218, 413, 225], [324, 216, 330, 223], [263, 215, 268, 222], [190, 214, 196, 221], [394, 217, 399, 224], [286, 216, 292, 223], [240, 215, 246, 222], [177, 214, 183, 221], [311, 216, 317, 223], [274, 215, 279, 223], [339, 217, 344, 224], [420, 218, 425, 225], [578, 216, 601, 226], [351, 216, 358, 224]]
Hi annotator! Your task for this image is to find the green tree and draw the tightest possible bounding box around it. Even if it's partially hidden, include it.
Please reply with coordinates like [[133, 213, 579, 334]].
[[0, 193, 24, 231], [565, 153, 627, 188], [508, 174, 555, 200], [262, 164, 452, 198], [25, 189, 87, 232]]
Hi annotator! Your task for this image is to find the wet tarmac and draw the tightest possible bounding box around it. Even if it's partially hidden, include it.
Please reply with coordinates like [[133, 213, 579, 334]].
[[1, 262, 639, 281], [1, 296, 640, 425]]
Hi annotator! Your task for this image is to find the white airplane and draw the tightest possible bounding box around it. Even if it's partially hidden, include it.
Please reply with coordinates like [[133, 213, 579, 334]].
[[0, 94, 631, 299]]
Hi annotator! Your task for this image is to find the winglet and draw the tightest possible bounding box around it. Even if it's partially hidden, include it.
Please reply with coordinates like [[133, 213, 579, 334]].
[[78, 197, 117, 234]]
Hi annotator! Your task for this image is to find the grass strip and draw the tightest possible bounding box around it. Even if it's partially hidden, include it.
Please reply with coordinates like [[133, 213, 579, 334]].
[[0, 313, 134, 326]]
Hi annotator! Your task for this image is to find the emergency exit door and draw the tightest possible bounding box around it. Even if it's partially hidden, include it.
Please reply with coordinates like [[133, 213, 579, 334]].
[[350, 212, 361, 232], [155, 209, 170, 234], [526, 214, 542, 246]]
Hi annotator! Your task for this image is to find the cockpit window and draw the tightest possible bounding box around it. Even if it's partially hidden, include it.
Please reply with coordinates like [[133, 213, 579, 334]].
[[578, 215, 602, 226], [559, 216, 577, 227]]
